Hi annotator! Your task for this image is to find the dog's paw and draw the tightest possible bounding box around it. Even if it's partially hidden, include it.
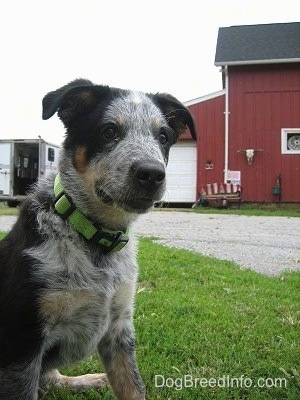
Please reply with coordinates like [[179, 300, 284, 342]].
[[38, 387, 48, 399], [56, 372, 108, 389]]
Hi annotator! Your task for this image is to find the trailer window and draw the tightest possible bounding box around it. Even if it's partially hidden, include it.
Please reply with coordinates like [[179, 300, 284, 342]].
[[23, 156, 29, 168], [48, 147, 55, 162]]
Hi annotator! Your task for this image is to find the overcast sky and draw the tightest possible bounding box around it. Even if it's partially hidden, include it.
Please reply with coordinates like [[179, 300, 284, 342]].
[[0, 0, 298, 145]]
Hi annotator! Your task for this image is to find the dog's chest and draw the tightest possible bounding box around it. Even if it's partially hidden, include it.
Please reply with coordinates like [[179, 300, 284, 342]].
[[41, 287, 109, 328], [28, 236, 137, 360], [41, 286, 111, 360]]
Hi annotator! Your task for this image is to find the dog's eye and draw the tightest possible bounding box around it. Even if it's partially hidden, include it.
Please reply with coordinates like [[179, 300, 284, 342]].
[[102, 126, 118, 140], [159, 130, 169, 145]]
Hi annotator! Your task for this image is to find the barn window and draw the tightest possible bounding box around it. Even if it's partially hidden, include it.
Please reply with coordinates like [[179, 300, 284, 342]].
[[281, 128, 300, 154]]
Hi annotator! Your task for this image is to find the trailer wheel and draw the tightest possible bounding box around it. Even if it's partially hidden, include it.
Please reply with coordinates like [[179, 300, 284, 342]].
[[7, 200, 20, 208]]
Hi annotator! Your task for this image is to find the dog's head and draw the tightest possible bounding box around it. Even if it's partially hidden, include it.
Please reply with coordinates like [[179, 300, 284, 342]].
[[43, 79, 196, 217]]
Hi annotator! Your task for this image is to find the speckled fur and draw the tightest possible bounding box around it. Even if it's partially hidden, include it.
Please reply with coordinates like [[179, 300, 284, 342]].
[[0, 79, 196, 400]]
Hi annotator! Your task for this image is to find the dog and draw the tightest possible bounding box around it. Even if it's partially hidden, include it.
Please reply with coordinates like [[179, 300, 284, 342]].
[[0, 79, 196, 400]]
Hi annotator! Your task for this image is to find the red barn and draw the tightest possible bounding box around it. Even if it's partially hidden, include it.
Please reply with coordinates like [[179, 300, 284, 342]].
[[165, 22, 300, 204]]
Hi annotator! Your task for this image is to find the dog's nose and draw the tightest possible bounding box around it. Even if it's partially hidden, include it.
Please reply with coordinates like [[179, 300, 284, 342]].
[[132, 160, 166, 189]]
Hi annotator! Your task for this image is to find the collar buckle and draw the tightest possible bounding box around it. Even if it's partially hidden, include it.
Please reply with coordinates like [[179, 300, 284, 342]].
[[54, 191, 77, 219], [91, 229, 129, 254]]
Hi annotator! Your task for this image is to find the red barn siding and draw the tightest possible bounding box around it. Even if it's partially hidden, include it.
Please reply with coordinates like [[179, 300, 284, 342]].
[[185, 63, 300, 203], [187, 94, 225, 197], [229, 63, 300, 202]]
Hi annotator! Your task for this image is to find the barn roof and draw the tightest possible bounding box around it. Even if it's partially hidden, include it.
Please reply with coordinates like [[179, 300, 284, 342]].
[[184, 89, 225, 107], [215, 22, 300, 66]]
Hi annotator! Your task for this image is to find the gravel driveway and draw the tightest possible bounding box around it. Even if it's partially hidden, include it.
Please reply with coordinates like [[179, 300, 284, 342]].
[[133, 211, 300, 276], [1, 211, 299, 276]]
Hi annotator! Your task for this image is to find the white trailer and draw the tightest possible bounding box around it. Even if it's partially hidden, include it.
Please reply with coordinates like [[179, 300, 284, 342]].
[[0, 138, 60, 206]]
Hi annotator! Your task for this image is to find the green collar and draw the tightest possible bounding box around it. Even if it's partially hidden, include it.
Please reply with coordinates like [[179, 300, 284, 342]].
[[53, 174, 129, 254]]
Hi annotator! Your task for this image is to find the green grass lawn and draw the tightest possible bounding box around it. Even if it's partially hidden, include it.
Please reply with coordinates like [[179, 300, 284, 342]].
[[45, 238, 299, 400], [0, 202, 19, 216], [0, 233, 299, 399], [193, 202, 300, 217], [1, 201, 300, 217]]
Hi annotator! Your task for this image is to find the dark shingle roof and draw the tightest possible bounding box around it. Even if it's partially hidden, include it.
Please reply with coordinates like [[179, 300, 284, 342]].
[[215, 22, 300, 66]]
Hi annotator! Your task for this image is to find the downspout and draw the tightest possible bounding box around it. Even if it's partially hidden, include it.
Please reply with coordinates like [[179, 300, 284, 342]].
[[224, 65, 229, 183]]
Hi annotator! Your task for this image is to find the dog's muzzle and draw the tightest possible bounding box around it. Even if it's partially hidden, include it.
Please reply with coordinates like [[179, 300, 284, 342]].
[[132, 160, 166, 190], [96, 160, 166, 213]]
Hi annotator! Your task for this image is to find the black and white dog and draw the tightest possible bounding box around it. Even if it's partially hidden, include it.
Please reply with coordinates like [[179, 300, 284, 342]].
[[0, 79, 196, 400]]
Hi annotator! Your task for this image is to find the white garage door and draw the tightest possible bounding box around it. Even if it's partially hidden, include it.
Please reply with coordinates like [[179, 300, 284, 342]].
[[163, 142, 197, 203]]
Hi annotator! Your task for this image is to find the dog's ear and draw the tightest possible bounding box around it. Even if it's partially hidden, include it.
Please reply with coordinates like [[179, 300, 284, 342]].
[[42, 79, 110, 126], [152, 93, 197, 140]]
